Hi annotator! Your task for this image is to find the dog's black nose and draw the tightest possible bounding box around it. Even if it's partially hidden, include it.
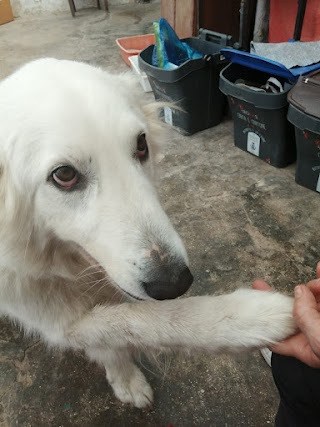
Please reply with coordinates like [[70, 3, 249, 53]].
[[142, 266, 193, 300]]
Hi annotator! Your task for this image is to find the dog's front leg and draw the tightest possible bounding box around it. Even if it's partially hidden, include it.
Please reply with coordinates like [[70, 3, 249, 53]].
[[86, 347, 153, 408], [69, 289, 295, 353], [68, 289, 295, 407]]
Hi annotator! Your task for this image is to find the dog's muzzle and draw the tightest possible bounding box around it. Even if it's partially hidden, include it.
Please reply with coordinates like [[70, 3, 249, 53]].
[[142, 265, 193, 300]]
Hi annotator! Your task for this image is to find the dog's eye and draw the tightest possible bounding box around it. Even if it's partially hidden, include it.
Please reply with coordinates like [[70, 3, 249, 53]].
[[135, 133, 149, 162], [52, 166, 78, 188]]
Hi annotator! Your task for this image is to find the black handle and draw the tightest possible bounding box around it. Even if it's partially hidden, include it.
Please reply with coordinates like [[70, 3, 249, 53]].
[[294, 0, 307, 41]]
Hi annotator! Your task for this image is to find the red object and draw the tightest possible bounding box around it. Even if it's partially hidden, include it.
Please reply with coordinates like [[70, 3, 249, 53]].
[[116, 34, 155, 67], [269, 0, 320, 42]]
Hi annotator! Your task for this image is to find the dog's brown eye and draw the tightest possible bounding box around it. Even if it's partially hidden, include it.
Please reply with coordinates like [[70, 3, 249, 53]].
[[136, 133, 149, 162], [52, 166, 78, 188]]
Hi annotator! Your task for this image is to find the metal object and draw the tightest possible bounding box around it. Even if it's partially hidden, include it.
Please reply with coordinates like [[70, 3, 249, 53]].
[[293, 0, 307, 40]]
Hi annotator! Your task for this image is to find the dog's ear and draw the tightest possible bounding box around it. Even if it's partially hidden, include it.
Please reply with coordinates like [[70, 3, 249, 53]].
[[141, 102, 169, 164], [115, 71, 139, 88], [114, 72, 180, 164], [0, 153, 7, 223], [0, 152, 5, 200], [0, 150, 19, 222], [114, 72, 142, 100], [0, 151, 9, 205]]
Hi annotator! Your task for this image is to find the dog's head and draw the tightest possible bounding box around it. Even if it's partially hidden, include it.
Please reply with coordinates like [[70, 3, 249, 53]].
[[0, 59, 193, 301]]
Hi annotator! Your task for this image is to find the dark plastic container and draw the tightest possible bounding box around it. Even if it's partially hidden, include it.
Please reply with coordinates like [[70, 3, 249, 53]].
[[138, 38, 227, 135], [219, 63, 296, 168], [288, 105, 320, 193]]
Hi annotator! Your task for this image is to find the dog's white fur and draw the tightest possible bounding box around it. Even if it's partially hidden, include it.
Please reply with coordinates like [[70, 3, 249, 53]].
[[0, 59, 295, 408]]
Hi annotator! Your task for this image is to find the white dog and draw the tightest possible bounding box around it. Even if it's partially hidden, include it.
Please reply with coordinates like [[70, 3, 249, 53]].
[[0, 59, 295, 408]]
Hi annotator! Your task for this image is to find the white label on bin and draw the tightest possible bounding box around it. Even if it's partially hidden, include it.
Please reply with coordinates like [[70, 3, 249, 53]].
[[316, 175, 320, 193], [164, 106, 173, 126], [247, 132, 260, 156]]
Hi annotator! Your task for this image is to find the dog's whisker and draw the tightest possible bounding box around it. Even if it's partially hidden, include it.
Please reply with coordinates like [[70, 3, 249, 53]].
[[79, 275, 107, 287], [76, 264, 102, 278], [76, 279, 107, 302], [78, 279, 105, 295], [76, 264, 103, 280]]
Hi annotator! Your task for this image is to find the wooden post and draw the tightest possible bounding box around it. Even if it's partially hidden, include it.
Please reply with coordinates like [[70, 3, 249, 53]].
[[161, 0, 198, 38]]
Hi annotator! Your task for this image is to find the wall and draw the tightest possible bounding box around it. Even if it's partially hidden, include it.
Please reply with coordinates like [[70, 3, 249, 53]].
[[10, 0, 134, 16]]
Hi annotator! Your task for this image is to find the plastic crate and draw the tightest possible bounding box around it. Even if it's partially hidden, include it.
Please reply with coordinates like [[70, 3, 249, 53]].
[[128, 55, 152, 92], [116, 34, 155, 67], [139, 37, 227, 135], [288, 105, 320, 192], [219, 62, 296, 167]]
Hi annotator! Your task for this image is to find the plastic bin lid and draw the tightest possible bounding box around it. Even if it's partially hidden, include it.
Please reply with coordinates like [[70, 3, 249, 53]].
[[288, 104, 320, 133], [221, 48, 320, 81]]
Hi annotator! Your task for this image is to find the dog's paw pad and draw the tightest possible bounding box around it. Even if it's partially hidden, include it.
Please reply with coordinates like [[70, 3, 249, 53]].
[[111, 366, 153, 409]]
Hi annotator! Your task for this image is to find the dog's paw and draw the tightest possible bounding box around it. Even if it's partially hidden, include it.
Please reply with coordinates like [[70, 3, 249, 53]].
[[206, 289, 297, 352], [110, 365, 153, 409], [233, 289, 296, 345]]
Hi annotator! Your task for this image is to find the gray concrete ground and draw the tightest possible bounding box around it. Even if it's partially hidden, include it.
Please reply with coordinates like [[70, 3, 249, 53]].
[[1, 3, 320, 427]]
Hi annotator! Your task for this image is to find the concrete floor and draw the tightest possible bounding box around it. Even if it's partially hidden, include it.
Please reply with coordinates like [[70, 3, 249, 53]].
[[1, 3, 320, 427]]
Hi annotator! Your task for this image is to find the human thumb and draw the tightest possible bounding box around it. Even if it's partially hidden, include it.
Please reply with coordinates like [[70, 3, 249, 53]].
[[294, 285, 320, 354]]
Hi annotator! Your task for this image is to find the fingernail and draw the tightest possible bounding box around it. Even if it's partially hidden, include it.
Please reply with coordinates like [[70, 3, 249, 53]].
[[295, 285, 303, 297]]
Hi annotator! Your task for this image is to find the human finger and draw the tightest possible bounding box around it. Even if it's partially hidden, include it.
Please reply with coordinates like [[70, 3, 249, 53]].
[[306, 278, 320, 301], [252, 279, 272, 291], [294, 285, 320, 358], [316, 261, 320, 279], [271, 333, 320, 368]]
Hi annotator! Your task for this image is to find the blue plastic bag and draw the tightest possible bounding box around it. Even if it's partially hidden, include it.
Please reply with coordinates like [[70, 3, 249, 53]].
[[152, 18, 202, 70]]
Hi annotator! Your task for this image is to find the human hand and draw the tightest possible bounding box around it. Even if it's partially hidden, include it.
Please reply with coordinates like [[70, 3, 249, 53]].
[[253, 262, 320, 368]]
